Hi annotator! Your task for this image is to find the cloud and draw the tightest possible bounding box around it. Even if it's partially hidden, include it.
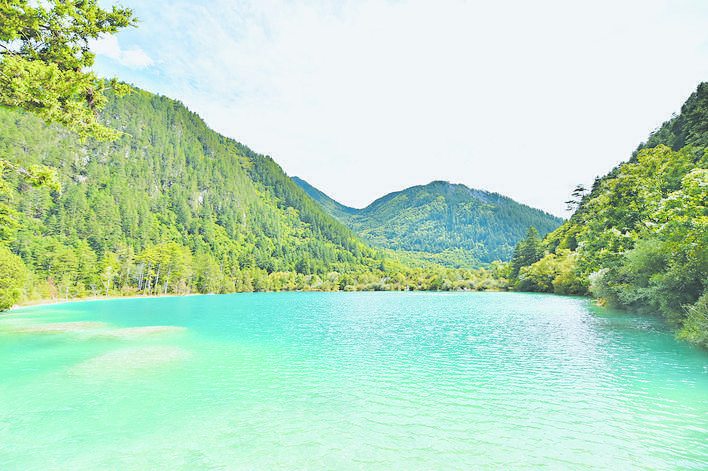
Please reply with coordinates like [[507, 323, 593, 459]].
[[90, 0, 708, 216], [89, 35, 154, 69]]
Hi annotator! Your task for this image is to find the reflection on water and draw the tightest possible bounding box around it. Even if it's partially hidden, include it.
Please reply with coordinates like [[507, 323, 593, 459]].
[[2, 292, 708, 470]]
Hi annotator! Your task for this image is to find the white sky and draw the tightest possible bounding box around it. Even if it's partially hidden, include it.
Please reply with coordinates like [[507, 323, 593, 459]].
[[91, 0, 708, 217]]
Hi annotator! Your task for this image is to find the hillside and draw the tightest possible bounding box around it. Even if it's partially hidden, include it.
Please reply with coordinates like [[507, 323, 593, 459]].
[[0, 86, 403, 302], [636, 82, 708, 153], [508, 82, 708, 347], [294, 178, 563, 267]]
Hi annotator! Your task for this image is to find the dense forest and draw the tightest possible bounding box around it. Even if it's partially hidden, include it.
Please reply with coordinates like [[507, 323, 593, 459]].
[[0, 86, 515, 308], [4, 78, 708, 353], [294, 177, 562, 267], [507, 82, 708, 347], [3, 0, 707, 351]]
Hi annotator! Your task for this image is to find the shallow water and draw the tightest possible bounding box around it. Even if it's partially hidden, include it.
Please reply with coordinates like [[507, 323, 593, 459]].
[[2, 292, 708, 469]]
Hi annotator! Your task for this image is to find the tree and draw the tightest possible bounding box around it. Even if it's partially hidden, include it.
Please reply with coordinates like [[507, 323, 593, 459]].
[[0, 1, 134, 309], [510, 226, 543, 278], [99, 264, 114, 297], [0, 244, 27, 309], [0, 160, 60, 242], [515, 249, 588, 295], [565, 184, 588, 212], [0, 0, 136, 140]]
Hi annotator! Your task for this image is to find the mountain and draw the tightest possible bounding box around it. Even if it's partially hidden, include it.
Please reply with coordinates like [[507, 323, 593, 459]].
[[293, 178, 564, 267], [291, 177, 358, 220], [3, 84, 530, 307], [508, 82, 708, 347], [0, 86, 403, 301]]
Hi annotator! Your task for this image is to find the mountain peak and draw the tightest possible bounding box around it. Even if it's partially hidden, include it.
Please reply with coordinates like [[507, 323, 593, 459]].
[[295, 178, 563, 267]]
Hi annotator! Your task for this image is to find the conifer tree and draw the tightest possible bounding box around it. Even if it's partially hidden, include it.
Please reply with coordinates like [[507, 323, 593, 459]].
[[510, 226, 543, 278]]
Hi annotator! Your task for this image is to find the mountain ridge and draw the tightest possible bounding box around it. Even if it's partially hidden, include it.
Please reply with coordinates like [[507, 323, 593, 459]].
[[0, 85, 403, 300], [294, 177, 563, 267], [0, 83, 523, 306]]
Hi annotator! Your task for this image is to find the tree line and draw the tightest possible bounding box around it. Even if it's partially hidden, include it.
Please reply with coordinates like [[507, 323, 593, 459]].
[[0, 84, 516, 308]]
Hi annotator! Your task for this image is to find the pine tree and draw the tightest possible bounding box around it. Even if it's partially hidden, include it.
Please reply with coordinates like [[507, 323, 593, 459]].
[[510, 226, 543, 278]]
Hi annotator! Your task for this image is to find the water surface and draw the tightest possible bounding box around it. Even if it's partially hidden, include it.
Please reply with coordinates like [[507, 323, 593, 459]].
[[2, 292, 708, 469]]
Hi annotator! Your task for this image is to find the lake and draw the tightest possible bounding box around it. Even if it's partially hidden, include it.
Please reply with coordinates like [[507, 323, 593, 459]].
[[2, 292, 708, 469]]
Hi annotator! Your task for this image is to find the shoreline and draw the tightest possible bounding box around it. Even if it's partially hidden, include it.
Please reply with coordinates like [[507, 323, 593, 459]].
[[8, 289, 581, 313], [10, 293, 203, 311]]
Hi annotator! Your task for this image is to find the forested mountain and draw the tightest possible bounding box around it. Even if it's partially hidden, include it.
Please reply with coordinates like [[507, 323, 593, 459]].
[[0, 86, 406, 303], [1, 85, 521, 307], [508, 82, 708, 347], [294, 178, 563, 267]]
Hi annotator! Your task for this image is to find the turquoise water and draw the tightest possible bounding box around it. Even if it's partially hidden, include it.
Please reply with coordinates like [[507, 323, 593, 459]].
[[2, 292, 708, 469]]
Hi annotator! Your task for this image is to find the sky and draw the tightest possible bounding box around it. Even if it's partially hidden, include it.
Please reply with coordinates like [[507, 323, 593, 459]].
[[90, 0, 708, 217]]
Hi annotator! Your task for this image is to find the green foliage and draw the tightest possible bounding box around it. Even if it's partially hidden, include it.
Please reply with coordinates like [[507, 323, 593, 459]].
[[678, 293, 708, 349], [0, 244, 27, 309], [0, 85, 518, 306], [516, 249, 586, 295], [572, 145, 708, 320], [637, 82, 708, 153], [516, 82, 708, 347], [507, 82, 708, 351], [0, 133, 61, 245], [0, 0, 135, 140], [510, 226, 543, 278], [295, 178, 563, 267], [0, 0, 128, 251]]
